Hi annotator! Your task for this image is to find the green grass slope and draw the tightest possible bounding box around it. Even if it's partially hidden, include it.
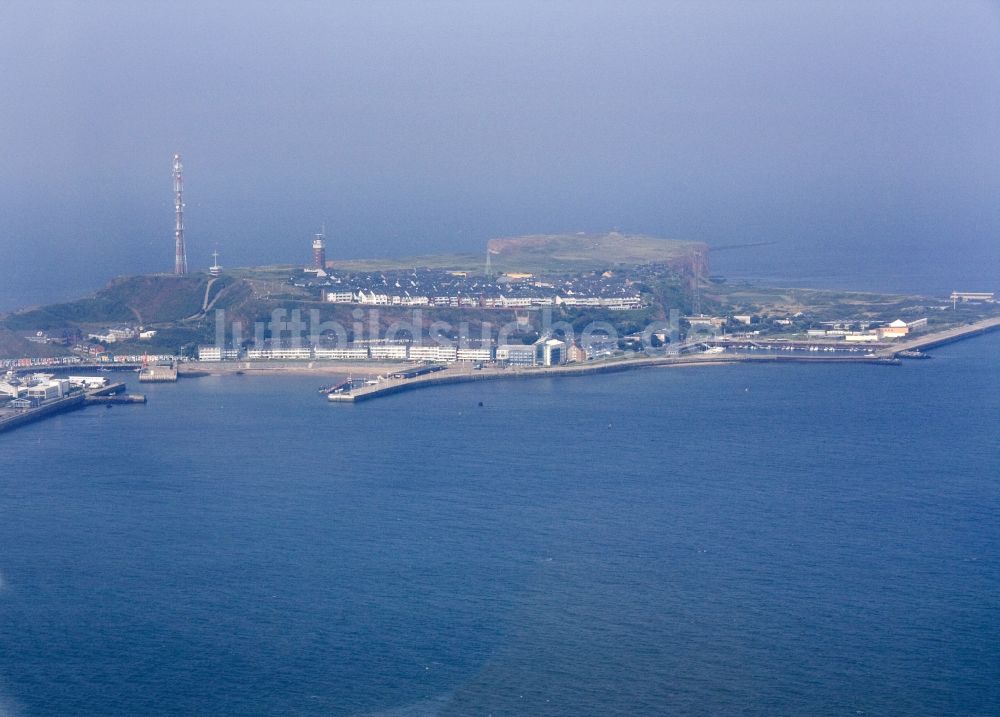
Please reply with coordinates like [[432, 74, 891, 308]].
[[3, 274, 227, 330], [487, 232, 705, 273]]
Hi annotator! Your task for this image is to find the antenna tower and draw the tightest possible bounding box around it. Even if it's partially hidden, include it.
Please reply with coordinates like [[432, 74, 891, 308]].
[[173, 154, 188, 275]]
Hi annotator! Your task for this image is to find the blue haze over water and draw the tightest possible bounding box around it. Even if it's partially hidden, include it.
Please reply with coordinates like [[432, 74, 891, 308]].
[[1, 333, 998, 716], [2, 1, 1000, 311]]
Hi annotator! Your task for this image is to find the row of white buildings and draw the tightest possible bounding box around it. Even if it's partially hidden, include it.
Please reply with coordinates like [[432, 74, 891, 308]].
[[198, 337, 575, 367], [805, 318, 927, 342], [199, 344, 493, 363], [324, 290, 644, 311], [85, 327, 158, 343]]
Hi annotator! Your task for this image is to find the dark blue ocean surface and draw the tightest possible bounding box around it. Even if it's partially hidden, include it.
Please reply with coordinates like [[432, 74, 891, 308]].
[[708, 240, 1000, 297], [1, 335, 998, 716]]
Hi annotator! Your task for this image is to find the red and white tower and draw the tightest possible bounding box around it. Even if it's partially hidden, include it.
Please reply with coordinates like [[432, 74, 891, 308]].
[[312, 230, 327, 269], [173, 154, 188, 275]]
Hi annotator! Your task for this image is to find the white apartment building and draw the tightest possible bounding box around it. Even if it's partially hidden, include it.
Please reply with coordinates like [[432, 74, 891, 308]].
[[313, 347, 369, 360], [368, 345, 408, 360], [456, 347, 493, 362], [409, 345, 458, 362], [198, 346, 223, 361]]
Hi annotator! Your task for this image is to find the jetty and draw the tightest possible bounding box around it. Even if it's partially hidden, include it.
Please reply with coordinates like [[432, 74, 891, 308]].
[[876, 316, 1000, 357], [0, 382, 146, 435], [85, 392, 147, 405], [139, 363, 178, 382], [0, 393, 87, 433], [328, 318, 1000, 404], [327, 352, 897, 403]]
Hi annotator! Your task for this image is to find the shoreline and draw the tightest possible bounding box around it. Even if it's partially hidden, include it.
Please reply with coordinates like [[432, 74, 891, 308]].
[[178, 360, 418, 377], [325, 352, 896, 403], [169, 316, 1000, 404], [3, 318, 996, 432], [0, 382, 135, 435]]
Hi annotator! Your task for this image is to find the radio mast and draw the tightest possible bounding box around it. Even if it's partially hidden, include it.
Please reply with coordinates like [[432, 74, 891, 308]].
[[173, 154, 188, 275]]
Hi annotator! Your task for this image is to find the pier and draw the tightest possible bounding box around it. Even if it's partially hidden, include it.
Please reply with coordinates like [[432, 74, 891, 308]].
[[85, 393, 147, 405], [706, 338, 892, 352], [139, 364, 178, 382], [328, 352, 898, 403], [876, 316, 1000, 357], [0, 382, 146, 435], [88, 381, 127, 396], [0, 393, 86, 433], [327, 318, 1000, 404]]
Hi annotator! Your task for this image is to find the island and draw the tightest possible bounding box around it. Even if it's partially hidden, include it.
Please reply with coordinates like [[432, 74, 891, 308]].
[[1, 232, 997, 418]]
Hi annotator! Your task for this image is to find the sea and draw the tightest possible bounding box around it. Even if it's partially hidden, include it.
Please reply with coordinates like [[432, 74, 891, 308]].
[[0, 332, 998, 716]]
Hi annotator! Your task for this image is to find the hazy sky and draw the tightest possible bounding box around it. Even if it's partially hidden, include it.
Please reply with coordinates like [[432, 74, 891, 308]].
[[2, 0, 999, 307]]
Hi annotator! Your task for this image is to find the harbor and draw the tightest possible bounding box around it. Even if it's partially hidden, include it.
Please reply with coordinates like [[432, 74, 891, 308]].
[[326, 318, 1000, 403], [874, 315, 1000, 357], [0, 378, 146, 435], [326, 352, 898, 403], [0, 393, 87, 433], [2, 317, 997, 421], [85, 391, 148, 405], [139, 361, 178, 382]]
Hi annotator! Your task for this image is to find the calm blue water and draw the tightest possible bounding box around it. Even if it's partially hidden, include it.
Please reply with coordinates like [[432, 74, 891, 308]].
[[1, 335, 999, 716], [708, 242, 1000, 297]]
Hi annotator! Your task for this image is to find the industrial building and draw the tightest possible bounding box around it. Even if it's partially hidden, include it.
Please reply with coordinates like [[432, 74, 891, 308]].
[[27, 383, 63, 402], [877, 319, 910, 339], [0, 380, 25, 399]]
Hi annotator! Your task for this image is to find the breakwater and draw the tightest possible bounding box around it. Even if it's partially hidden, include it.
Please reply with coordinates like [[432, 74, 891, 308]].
[[328, 352, 899, 403], [85, 393, 147, 405], [0, 394, 86, 433], [327, 317, 1000, 403], [139, 365, 178, 382], [877, 316, 1000, 356], [0, 382, 145, 435]]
